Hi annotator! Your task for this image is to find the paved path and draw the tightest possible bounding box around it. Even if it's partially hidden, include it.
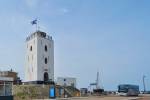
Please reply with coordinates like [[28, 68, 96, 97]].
[[35, 95, 150, 100], [54, 96, 141, 100]]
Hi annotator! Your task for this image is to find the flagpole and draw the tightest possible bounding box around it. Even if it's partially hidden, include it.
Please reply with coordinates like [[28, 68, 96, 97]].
[[36, 22, 37, 32], [36, 19, 38, 32], [31, 19, 39, 32]]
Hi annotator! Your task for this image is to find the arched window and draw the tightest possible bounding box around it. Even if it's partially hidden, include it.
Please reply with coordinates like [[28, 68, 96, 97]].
[[64, 79, 66, 81], [45, 45, 47, 52], [45, 58, 47, 64], [30, 46, 32, 51]]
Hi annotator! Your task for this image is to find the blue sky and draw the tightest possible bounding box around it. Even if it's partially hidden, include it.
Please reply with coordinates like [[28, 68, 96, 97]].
[[0, 0, 150, 90]]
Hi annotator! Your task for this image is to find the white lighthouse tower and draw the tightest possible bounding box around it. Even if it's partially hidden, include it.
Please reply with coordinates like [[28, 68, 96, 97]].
[[25, 31, 54, 83]]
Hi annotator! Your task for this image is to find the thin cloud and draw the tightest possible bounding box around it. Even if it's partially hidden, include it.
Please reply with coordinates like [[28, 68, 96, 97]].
[[25, 0, 39, 8], [59, 8, 70, 14]]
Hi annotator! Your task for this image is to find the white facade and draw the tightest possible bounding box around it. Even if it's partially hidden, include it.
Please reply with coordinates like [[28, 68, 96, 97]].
[[25, 31, 54, 82], [57, 77, 76, 87]]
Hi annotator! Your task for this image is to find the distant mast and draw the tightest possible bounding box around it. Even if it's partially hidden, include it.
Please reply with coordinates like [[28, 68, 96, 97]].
[[96, 71, 100, 89]]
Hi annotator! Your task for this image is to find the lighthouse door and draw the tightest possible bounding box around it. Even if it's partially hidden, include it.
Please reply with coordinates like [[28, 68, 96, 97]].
[[44, 72, 49, 82]]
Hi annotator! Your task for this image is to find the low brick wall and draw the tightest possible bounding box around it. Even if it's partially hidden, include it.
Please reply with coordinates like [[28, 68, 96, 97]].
[[12, 85, 80, 100], [12, 85, 49, 100]]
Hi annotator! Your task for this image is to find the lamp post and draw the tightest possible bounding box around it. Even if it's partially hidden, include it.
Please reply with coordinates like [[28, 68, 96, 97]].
[[64, 79, 66, 98], [143, 75, 146, 93]]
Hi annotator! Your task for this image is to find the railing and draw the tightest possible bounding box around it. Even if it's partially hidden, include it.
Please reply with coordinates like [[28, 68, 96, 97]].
[[26, 31, 52, 41]]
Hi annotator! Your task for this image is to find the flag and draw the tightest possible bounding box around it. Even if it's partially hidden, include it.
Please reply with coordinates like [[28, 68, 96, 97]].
[[31, 19, 37, 25]]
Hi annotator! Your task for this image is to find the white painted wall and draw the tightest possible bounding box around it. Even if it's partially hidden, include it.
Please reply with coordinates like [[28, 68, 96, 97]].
[[57, 77, 76, 87], [25, 31, 54, 82], [37, 36, 54, 81]]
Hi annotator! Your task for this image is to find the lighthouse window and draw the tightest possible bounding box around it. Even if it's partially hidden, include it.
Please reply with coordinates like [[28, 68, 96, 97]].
[[64, 79, 66, 81], [30, 46, 32, 51], [45, 58, 48, 64], [45, 45, 47, 52]]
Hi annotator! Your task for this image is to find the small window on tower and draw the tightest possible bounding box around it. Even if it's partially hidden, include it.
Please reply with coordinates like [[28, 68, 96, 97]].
[[45, 58, 47, 64], [30, 46, 32, 51], [45, 45, 47, 52], [64, 79, 66, 81]]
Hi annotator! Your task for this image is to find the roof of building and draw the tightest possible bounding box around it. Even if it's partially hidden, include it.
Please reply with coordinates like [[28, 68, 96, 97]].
[[0, 70, 18, 74], [26, 30, 52, 41]]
